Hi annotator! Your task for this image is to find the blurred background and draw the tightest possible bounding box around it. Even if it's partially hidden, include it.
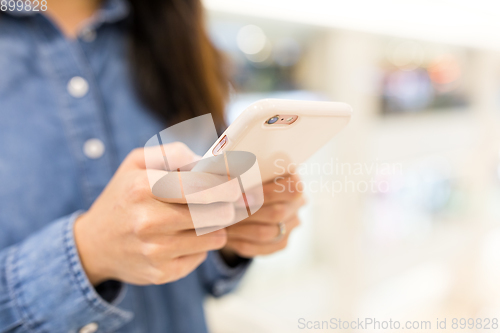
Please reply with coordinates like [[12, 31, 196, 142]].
[[202, 0, 500, 332]]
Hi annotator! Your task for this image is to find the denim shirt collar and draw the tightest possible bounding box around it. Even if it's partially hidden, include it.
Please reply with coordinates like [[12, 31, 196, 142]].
[[6, 0, 130, 28], [91, 0, 130, 27]]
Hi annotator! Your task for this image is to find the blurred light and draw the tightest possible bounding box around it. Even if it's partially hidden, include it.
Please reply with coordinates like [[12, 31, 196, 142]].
[[428, 55, 461, 85], [273, 37, 302, 67], [245, 39, 272, 63], [358, 262, 451, 318], [385, 69, 433, 110], [204, 0, 500, 52], [389, 41, 424, 71], [237, 25, 267, 55], [479, 228, 500, 294]]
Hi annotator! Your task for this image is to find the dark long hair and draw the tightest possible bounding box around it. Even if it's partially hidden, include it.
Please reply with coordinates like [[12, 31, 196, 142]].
[[127, 0, 228, 126]]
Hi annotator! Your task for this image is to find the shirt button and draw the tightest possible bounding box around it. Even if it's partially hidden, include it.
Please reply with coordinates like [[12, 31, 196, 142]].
[[83, 139, 105, 159], [79, 322, 99, 333], [67, 76, 89, 98], [80, 27, 96, 42], [213, 283, 225, 296]]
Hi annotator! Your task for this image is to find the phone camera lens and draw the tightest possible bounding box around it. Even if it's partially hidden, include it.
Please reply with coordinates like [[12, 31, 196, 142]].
[[267, 116, 279, 124]]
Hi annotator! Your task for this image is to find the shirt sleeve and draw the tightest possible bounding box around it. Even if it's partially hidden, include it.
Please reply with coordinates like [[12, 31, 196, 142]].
[[197, 250, 252, 298], [0, 212, 133, 333]]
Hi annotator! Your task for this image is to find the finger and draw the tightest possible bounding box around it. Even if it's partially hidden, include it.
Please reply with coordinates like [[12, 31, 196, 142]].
[[225, 234, 290, 258], [149, 200, 236, 232], [226, 216, 300, 243], [237, 196, 305, 224], [174, 229, 228, 256], [161, 229, 229, 257], [151, 252, 208, 284], [140, 229, 228, 265], [260, 174, 304, 204], [177, 202, 236, 229], [148, 200, 194, 231], [125, 142, 200, 171], [152, 171, 242, 204], [172, 252, 209, 280]]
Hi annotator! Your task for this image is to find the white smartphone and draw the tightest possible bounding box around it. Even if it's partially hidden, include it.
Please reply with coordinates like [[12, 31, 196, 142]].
[[202, 99, 352, 182]]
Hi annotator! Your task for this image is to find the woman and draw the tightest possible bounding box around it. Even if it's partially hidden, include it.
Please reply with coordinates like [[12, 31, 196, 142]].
[[0, 0, 304, 332]]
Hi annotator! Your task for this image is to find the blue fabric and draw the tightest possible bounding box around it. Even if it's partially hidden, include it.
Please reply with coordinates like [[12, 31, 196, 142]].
[[0, 1, 249, 332]]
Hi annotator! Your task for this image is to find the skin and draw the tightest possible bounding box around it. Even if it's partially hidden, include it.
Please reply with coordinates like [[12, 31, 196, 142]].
[[48, 2, 305, 286], [225, 178, 305, 258], [76, 143, 230, 285], [45, 0, 101, 38]]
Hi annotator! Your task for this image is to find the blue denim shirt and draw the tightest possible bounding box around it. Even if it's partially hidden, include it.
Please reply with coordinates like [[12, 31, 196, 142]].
[[0, 1, 249, 332]]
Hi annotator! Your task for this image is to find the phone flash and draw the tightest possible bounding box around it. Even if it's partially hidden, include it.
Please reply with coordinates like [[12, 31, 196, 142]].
[[286, 117, 293, 122]]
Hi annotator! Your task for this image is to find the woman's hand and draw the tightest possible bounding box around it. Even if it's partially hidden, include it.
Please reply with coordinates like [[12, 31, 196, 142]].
[[75, 143, 231, 286], [222, 174, 305, 258]]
